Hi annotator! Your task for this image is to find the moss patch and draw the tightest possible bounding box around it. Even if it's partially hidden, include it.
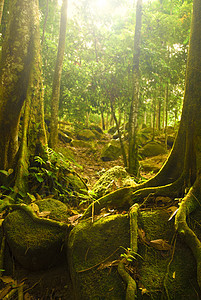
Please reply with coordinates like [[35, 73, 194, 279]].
[[68, 214, 130, 299], [4, 210, 67, 271], [92, 166, 136, 199]]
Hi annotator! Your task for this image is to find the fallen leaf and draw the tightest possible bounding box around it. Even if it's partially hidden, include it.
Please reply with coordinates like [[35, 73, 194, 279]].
[[172, 271, 176, 279], [0, 276, 15, 284], [37, 211, 51, 218], [168, 208, 179, 221], [149, 239, 171, 251], [0, 219, 4, 226], [68, 214, 82, 225], [29, 203, 39, 214]]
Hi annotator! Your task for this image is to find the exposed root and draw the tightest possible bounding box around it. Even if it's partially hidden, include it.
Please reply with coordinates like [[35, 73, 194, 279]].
[[1, 204, 71, 230], [81, 187, 134, 219], [118, 258, 137, 300], [175, 178, 201, 288], [130, 175, 184, 205], [82, 175, 184, 219], [118, 203, 139, 299]]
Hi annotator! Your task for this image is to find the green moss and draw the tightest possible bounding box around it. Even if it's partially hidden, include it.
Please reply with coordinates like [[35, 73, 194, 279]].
[[68, 214, 130, 299], [4, 210, 66, 270], [76, 129, 96, 141], [101, 141, 121, 161], [35, 199, 69, 222], [140, 142, 167, 158], [92, 166, 136, 199]]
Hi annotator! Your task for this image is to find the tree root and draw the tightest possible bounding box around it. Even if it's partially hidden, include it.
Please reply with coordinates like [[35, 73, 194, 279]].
[[82, 175, 184, 219], [118, 204, 139, 299], [175, 179, 201, 288], [81, 187, 135, 219], [1, 204, 71, 230]]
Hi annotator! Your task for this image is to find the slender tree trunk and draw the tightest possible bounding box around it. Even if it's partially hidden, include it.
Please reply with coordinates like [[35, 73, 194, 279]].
[[164, 83, 168, 149], [0, 0, 4, 25], [110, 99, 127, 168], [128, 0, 142, 176], [49, 0, 68, 149]]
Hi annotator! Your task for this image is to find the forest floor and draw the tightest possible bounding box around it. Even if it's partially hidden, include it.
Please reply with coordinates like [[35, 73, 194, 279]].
[[3, 135, 169, 300]]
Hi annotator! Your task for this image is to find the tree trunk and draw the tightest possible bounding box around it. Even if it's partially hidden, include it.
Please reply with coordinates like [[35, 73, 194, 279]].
[[128, 0, 142, 176], [0, 0, 4, 25], [0, 0, 38, 170], [0, 0, 47, 194], [49, 0, 68, 149]]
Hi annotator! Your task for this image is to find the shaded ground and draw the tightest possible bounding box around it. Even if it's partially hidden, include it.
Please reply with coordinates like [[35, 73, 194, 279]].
[[1, 134, 169, 299]]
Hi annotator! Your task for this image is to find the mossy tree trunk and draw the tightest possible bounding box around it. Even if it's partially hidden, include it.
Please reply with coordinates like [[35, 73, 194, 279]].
[[128, 0, 142, 176], [0, 0, 47, 193], [49, 0, 68, 149]]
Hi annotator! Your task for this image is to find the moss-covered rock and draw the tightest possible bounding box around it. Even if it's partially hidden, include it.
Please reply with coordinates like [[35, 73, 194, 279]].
[[140, 141, 167, 158], [71, 139, 95, 149], [92, 166, 136, 199], [68, 214, 129, 300], [68, 209, 199, 299], [35, 199, 69, 222], [76, 129, 96, 141], [58, 130, 72, 143], [3, 202, 68, 271], [101, 140, 121, 161], [89, 124, 103, 134]]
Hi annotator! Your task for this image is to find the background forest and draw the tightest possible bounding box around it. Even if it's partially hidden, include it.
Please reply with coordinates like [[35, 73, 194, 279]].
[[1, 0, 201, 299]]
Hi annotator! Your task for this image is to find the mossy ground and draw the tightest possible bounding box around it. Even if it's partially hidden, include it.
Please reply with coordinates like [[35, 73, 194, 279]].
[[68, 209, 201, 299]]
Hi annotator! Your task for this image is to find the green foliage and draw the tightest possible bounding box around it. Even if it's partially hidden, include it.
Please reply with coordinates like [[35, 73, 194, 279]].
[[120, 246, 143, 262], [28, 148, 88, 204]]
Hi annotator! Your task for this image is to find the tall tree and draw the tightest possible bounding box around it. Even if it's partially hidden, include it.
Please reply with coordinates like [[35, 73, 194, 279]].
[[0, 0, 47, 192], [49, 0, 68, 149], [128, 0, 142, 176]]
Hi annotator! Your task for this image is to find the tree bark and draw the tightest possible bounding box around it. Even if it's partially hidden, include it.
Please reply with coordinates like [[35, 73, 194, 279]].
[[128, 0, 142, 176], [0, 0, 37, 170], [0, 0, 4, 25], [49, 0, 68, 149]]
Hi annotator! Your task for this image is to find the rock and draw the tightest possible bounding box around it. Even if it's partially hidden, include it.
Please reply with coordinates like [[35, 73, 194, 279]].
[[68, 210, 199, 299], [71, 140, 95, 149], [58, 130, 72, 143], [167, 135, 175, 147], [68, 215, 129, 300], [140, 141, 167, 158], [101, 140, 121, 161], [89, 124, 103, 134], [3, 199, 70, 271], [92, 166, 136, 199], [76, 129, 96, 141]]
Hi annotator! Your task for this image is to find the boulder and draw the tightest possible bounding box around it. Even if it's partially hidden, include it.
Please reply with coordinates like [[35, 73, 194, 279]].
[[3, 199, 70, 271], [140, 141, 167, 158], [68, 210, 199, 299], [76, 129, 96, 141], [101, 140, 121, 161], [92, 166, 136, 199], [89, 124, 103, 134], [71, 140, 94, 149], [58, 130, 72, 143], [167, 135, 175, 147]]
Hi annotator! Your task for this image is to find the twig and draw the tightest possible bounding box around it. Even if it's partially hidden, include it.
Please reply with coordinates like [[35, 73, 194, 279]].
[[77, 247, 120, 273]]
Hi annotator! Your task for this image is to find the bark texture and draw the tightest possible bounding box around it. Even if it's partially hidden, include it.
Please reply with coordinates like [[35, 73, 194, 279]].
[[49, 0, 68, 149], [128, 0, 142, 176]]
